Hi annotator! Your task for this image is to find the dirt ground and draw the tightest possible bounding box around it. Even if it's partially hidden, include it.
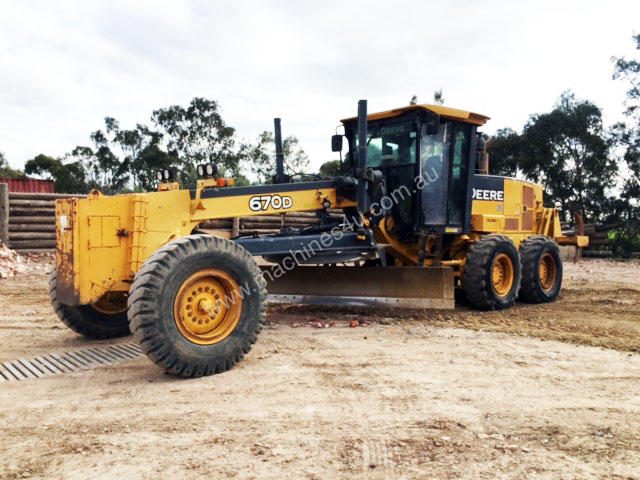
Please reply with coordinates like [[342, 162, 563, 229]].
[[0, 259, 639, 479]]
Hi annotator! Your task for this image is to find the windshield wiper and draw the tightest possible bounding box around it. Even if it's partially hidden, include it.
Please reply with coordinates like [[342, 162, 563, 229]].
[[366, 124, 383, 146]]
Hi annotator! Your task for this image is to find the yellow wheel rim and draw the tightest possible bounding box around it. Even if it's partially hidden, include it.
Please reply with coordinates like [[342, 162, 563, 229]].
[[492, 253, 514, 297], [93, 292, 128, 315], [538, 253, 557, 292], [173, 269, 242, 345]]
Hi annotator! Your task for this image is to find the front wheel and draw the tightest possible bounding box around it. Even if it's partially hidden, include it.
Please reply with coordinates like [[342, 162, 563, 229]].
[[127, 234, 266, 377], [462, 235, 522, 310], [519, 236, 562, 303]]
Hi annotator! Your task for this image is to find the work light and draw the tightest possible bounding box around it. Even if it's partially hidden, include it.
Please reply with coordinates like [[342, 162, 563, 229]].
[[156, 170, 164, 182], [197, 163, 218, 179]]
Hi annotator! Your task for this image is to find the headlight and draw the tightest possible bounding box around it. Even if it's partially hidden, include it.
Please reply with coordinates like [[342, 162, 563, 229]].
[[197, 163, 217, 178]]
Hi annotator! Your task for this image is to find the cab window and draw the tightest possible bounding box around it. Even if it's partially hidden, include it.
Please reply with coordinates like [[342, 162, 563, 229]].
[[420, 121, 450, 225], [447, 124, 471, 225], [356, 121, 417, 168]]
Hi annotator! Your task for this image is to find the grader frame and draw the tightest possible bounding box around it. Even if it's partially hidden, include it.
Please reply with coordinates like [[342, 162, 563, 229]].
[[51, 99, 588, 377]]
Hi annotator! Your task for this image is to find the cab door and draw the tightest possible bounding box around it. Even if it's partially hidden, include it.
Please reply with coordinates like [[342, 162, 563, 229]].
[[419, 120, 476, 233]]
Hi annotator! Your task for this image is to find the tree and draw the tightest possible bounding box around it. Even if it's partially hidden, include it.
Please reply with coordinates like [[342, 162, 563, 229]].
[[239, 131, 310, 184], [24, 154, 59, 179], [319, 160, 341, 177], [433, 89, 444, 105], [24, 154, 88, 193], [72, 115, 183, 192], [280, 136, 309, 178], [238, 131, 271, 184], [152, 97, 239, 183], [111, 123, 175, 191], [611, 33, 640, 218], [70, 118, 131, 194], [318, 160, 341, 177], [0, 151, 26, 179], [486, 129, 523, 177], [519, 92, 616, 222], [609, 33, 640, 255], [133, 144, 180, 191], [113, 124, 152, 190]]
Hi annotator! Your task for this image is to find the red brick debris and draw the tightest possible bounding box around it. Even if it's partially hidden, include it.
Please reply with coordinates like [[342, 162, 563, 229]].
[[0, 244, 52, 279]]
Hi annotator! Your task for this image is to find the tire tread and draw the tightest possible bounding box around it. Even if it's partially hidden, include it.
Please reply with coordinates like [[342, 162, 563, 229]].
[[127, 234, 266, 378], [462, 234, 522, 310], [519, 235, 562, 303]]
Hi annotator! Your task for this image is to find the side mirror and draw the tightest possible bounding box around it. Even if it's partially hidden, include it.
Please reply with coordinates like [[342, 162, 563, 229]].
[[425, 112, 440, 135], [331, 134, 343, 152]]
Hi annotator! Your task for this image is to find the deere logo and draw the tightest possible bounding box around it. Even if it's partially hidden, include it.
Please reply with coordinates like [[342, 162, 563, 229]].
[[472, 188, 504, 201]]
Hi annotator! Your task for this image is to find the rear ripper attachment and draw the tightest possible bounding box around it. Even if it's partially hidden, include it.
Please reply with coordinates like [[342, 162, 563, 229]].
[[51, 99, 586, 378]]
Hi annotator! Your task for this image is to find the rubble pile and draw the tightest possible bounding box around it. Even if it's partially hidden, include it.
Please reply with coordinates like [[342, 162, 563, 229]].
[[0, 244, 53, 279]]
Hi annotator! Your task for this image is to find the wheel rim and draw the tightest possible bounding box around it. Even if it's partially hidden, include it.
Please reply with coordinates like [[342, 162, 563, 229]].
[[492, 253, 514, 297], [538, 253, 557, 292], [93, 292, 128, 315], [173, 269, 242, 345]]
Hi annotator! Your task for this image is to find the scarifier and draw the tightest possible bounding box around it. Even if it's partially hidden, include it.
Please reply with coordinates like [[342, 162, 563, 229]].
[[50, 100, 588, 377]]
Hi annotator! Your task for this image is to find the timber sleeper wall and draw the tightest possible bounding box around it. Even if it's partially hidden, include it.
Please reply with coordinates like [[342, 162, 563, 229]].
[[1, 185, 626, 257], [0, 188, 86, 253], [0, 185, 331, 253]]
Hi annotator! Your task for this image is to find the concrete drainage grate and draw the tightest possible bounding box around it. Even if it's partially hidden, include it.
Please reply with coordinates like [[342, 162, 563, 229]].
[[0, 342, 142, 382]]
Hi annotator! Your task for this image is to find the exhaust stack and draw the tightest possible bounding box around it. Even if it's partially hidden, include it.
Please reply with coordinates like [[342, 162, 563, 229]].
[[274, 118, 285, 183], [356, 99, 368, 213], [476, 135, 489, 175]]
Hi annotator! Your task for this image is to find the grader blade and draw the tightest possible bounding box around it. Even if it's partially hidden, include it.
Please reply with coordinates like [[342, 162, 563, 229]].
[[264, 266, 454, 309]]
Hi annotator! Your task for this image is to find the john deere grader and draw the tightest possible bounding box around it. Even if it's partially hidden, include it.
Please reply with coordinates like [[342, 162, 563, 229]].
[[50, 100, 587, 377]]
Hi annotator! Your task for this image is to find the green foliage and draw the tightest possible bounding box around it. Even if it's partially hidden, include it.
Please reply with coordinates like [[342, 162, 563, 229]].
[[239, 131, 310, 184], [486, 129, 522, 177], [238, 131, 272, 184], [113, 124, 162, 191], [612, 34, 640, 119], [0, 151, 26, 179], [152, 97, 239, 183], [280, 136, 310, 177], [233, 174, 251, 186], [71, 126, 129, 195], [14, 97, 314, 193], [319, 160, 341, 177], [433, 89, 444, 105], [24, 154, 88, 193], [522, 92, 616, 222], [611, 33, 640, 222], [15, 97, 309, 193], [24, 154, 60, 179], [609, 220, 640, 258], [134, 144, 181, 191], [486, 92, 615, 222]]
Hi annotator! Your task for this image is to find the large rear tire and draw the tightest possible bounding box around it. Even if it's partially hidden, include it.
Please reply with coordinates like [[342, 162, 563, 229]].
[[48, 271, 130, 339], [519, 236, 562, 303], [462, 235, 522, 310], [127, 234, 266, 377]]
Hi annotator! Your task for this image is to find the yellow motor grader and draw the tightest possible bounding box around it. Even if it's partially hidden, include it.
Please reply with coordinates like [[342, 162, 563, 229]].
[[50, 100, 587, 377]]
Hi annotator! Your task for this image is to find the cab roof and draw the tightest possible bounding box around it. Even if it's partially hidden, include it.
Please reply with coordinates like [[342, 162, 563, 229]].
[[341, 104, 490, 126]]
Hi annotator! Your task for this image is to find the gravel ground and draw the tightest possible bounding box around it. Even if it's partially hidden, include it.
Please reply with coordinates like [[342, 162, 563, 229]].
[[0, 259, 638, 479]]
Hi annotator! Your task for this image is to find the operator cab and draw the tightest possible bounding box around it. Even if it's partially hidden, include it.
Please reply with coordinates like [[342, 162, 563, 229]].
[[340, 104, 488, 240]]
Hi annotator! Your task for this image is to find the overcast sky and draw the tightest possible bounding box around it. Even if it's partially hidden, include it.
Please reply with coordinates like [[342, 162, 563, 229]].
[[1, 0, 639, 174]]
